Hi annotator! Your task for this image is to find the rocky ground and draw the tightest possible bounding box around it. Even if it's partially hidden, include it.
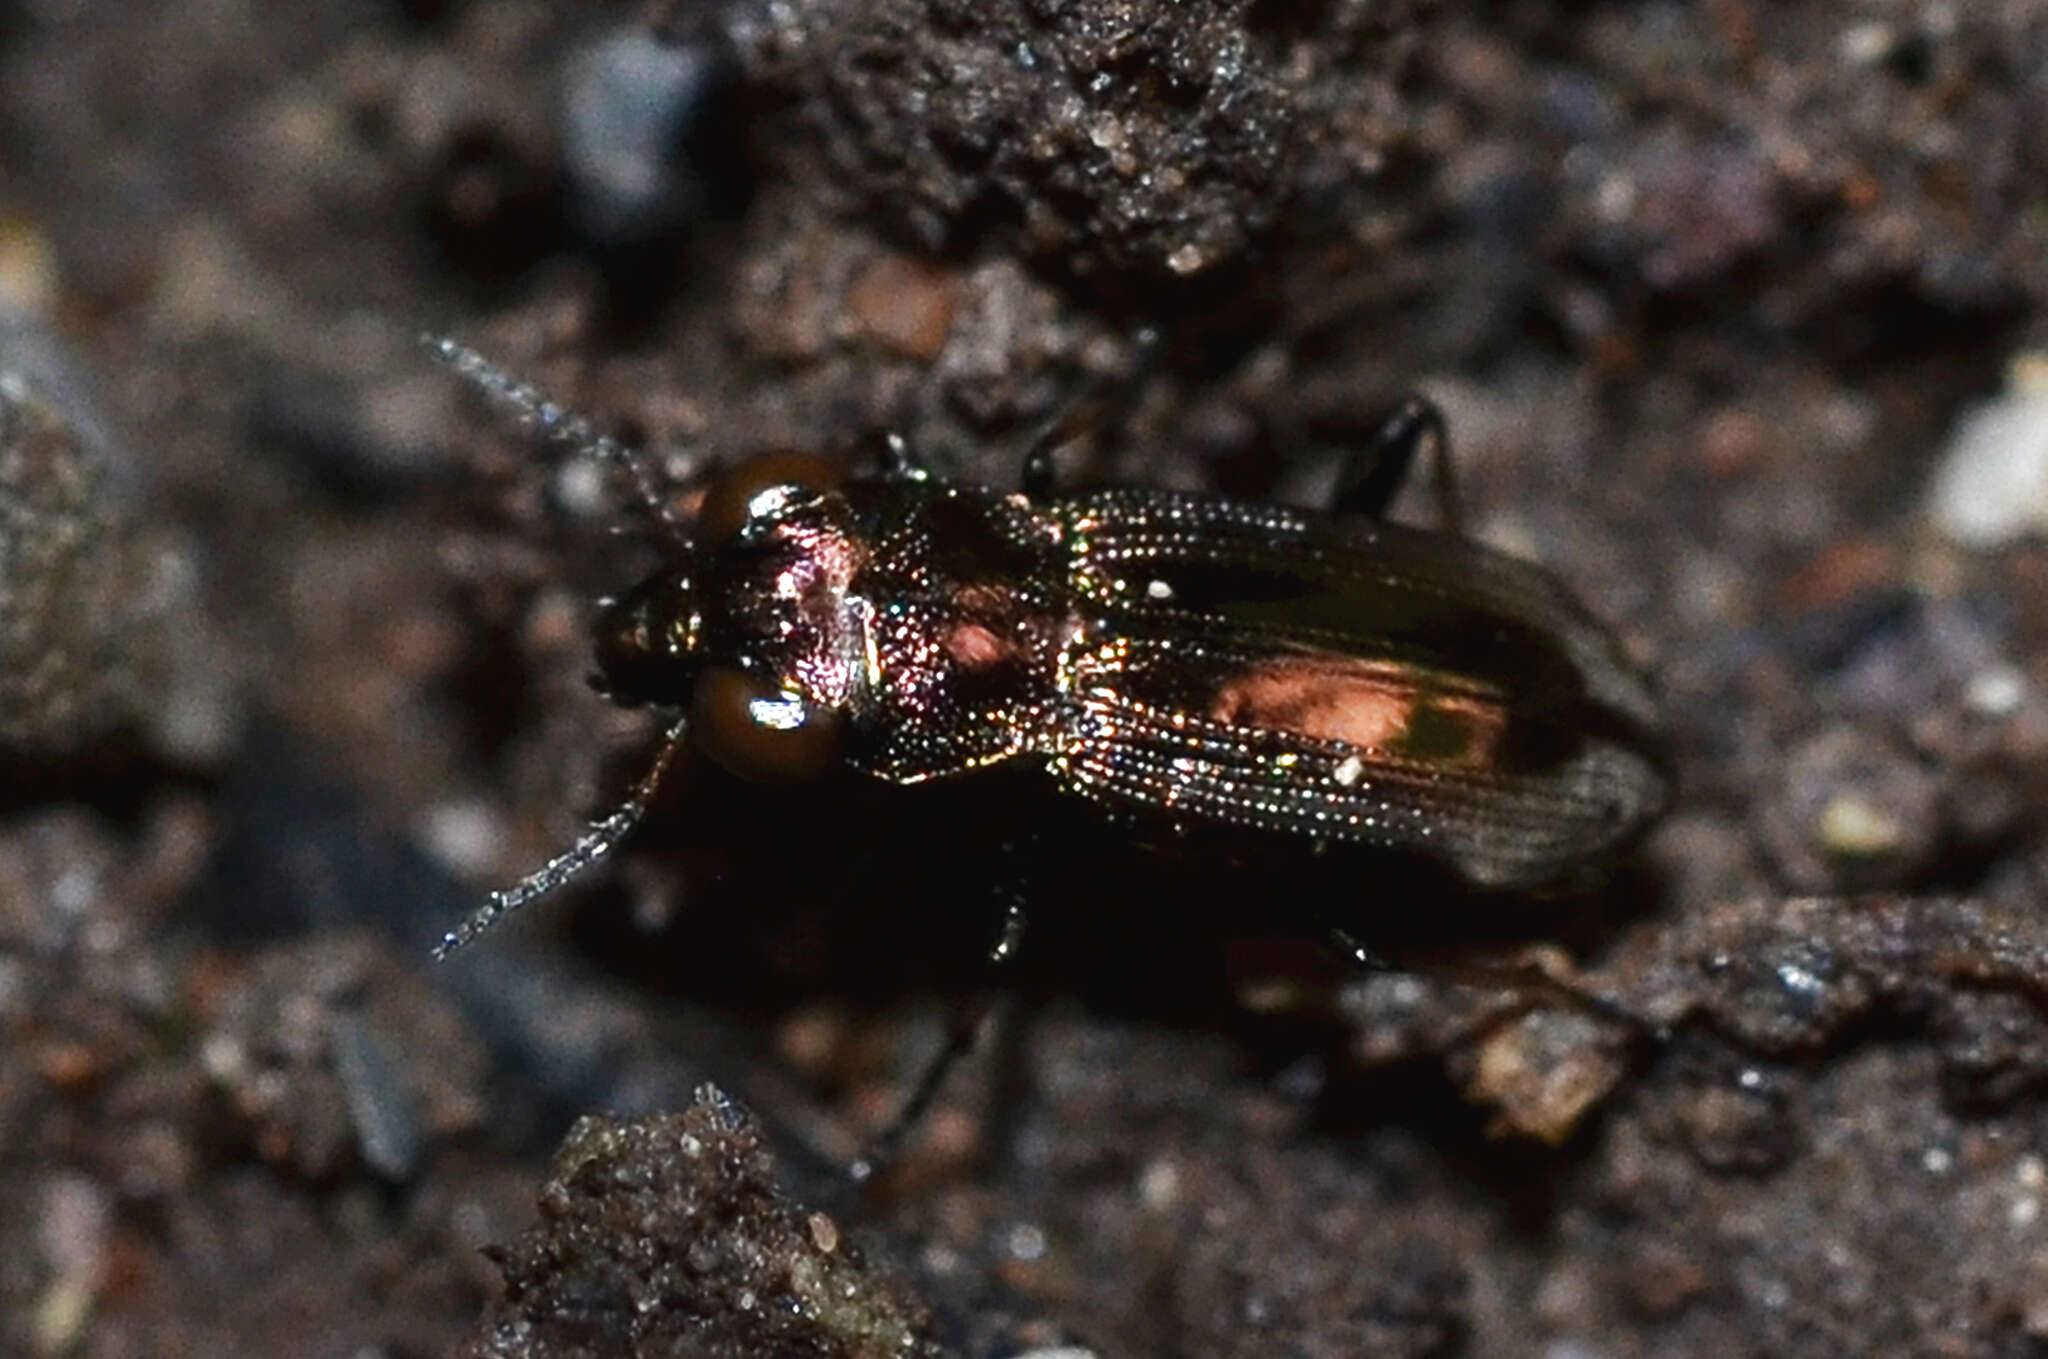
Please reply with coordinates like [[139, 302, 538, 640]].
[[4, 1, 2048, 1356]]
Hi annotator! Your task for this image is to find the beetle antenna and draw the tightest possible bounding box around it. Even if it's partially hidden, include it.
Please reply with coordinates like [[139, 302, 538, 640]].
[[425, 334, 689, 546], [433, 714, 689, 959]]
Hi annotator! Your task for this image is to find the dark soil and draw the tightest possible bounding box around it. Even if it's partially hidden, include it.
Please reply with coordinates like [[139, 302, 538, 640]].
[[5, 2, 2048, 1356]]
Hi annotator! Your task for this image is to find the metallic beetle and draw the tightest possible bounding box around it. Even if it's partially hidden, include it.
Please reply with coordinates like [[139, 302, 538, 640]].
[[428, 339, 1670, 959]]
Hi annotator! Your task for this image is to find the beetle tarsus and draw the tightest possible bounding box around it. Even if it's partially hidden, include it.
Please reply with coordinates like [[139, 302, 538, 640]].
[[988, 898, 1030, 965], [1325, 925, 1392, 973], [1020, 441, 1058, 501], [853, 849, 1037, 1182], [1019, 401, 1103, 500], [849, 999, 991, 1186], [1340, 942, 1660, 1045], [876, 431, 931, 482], [1333, 394, 1459, 531]]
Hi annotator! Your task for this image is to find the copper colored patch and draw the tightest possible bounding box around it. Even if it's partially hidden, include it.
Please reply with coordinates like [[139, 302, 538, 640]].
[[1210, 657, 1506, 767], [940, 583, 1036, 673], [942, 620, 1010, 671]]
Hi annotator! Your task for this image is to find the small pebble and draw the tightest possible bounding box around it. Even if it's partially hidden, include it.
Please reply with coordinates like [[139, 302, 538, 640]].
[[562, 29, 731, 243], [1927, 354, 2048, 547]]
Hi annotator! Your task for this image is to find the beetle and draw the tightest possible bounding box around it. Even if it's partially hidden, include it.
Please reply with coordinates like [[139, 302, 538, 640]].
[[424, 337, 1671, 1159], [429, 335, 1667, 947]]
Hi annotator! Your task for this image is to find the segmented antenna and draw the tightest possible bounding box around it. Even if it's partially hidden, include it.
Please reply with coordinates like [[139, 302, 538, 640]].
[[424, 334, 689, 544], [433, 716, 689, 959]]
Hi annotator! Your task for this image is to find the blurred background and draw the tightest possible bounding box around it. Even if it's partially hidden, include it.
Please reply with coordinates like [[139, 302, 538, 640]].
[[4, 2, 2048, 1355]]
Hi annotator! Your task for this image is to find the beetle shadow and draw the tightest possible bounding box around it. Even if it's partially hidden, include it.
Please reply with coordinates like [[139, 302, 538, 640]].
[[567, 754, 1668, 1151]]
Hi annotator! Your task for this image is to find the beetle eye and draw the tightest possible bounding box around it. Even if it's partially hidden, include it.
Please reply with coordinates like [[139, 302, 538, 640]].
[[690, 666, 841, 783], [696, 449, 843, 544]]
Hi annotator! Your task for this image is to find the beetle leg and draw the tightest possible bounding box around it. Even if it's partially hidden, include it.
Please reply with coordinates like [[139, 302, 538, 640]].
[[851, 869, 1034, 1183], [1327, 931, 1662, 1044], [1434, 955, 1661, 1040], [1332, 395, 1461, 533], [875, 431, 933, 483], [988, 897, 1030, 963], [1020, 402, 1105, 500], [1021, 438, 1059, 501], [1324, 924, 1393, 973], [1020, 416, 1080, 500], [849, 998, 991, 1185]]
